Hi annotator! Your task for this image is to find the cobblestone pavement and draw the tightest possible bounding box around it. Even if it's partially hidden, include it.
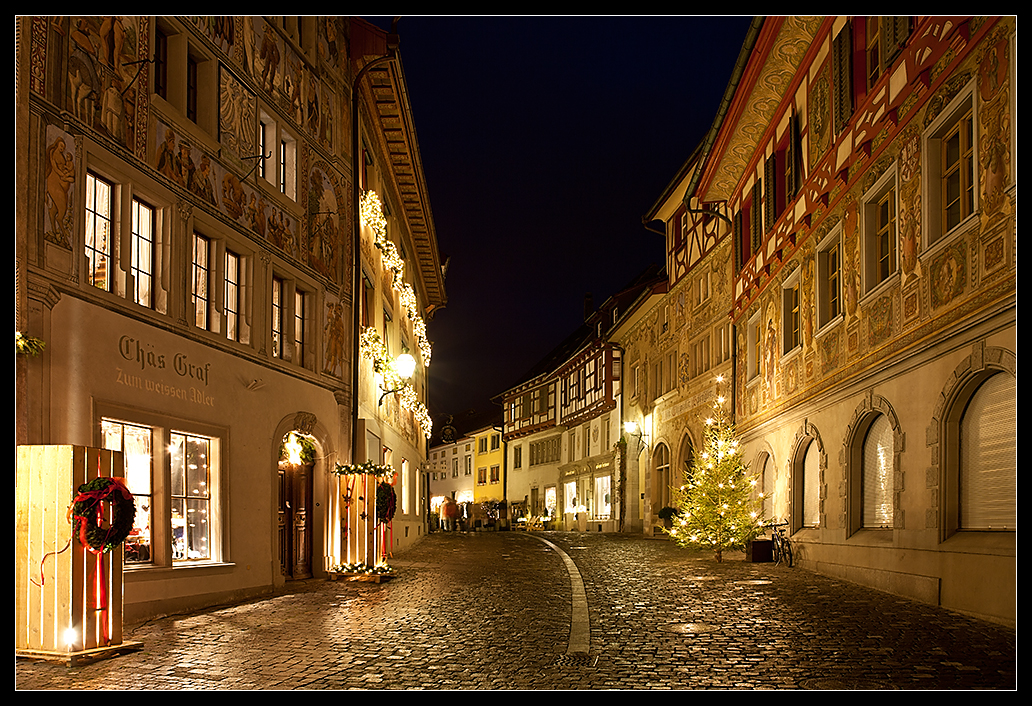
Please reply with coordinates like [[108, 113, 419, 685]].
[[16, 532, 1016, 690]]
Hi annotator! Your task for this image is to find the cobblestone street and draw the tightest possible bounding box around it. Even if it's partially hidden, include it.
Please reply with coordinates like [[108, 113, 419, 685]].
[[16, 532, 1017, 690]]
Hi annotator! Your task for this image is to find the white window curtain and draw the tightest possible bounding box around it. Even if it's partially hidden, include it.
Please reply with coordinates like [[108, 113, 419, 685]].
[[803, 441, 820, 527], [862, 414, 894, 528], [960, 373, 1017, 529]]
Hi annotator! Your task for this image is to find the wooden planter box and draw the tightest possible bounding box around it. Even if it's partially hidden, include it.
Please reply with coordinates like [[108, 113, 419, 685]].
[[327, 570, 396, 583], [16, 446, 143, 665]]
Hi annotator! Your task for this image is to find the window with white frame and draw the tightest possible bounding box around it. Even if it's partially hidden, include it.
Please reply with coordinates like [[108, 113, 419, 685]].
[[152, 20, 215, 135], [192, 232, 212, 330], [862, 167, 898, 293], [100, 414, 223, 567], [130, 197, 156, 308], [924, 79, 978, 248], [782, 271, 801, 355], [294, 287, 309, 368], [260, 110, 297, 201], [271, 275, 285, 359], [83, 162, 170, 312], [85, 172, 113, 291], [816, 228, 843, 331], [746, 312, 762, 381], [224, 249, 243, 342]]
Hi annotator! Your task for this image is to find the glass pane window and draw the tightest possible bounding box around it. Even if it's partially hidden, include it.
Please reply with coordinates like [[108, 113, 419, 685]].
[[170, 432, 212, 561], [85, 173, 113, 291], [192, 233, 210, 329], [131, 197, 155, 307], [101, 419, 153, 564], [225, 251, 240, 341]]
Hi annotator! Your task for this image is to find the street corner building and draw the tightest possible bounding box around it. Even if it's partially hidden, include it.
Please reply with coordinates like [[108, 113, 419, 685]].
[[631, 17, 1015, 626], [15, 17, 447, 623]]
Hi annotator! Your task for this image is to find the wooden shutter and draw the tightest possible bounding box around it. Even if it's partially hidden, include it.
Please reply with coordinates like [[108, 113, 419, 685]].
[[833, 23, 853, 134], [751, 181, 763, 253], [764, 157, 776, 234]]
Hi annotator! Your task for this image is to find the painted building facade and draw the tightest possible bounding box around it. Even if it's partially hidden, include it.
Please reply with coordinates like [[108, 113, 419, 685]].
[[654, 16, 1015, 625], [15, 16, 446, 622], [502, 269, 666, 533]]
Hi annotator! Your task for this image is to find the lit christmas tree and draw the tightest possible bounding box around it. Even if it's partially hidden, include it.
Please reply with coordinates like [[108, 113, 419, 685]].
[[666, 375, 765, 561]]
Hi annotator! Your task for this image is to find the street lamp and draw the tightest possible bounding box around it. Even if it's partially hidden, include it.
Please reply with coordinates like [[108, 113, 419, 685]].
[[624, 420, 650, 456], [379, 351, 416, 405]]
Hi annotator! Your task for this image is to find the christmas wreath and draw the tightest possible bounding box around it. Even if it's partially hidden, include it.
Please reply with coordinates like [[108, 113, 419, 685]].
[[376, 481, 396, 525], [70, 477, 136, 554]]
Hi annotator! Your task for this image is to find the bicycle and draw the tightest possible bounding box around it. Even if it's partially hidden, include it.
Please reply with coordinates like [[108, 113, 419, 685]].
[[765, 521, 793, 567]]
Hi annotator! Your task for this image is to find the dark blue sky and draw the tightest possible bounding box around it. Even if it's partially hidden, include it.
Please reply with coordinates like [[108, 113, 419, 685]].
[[363, 15, 753, 418]]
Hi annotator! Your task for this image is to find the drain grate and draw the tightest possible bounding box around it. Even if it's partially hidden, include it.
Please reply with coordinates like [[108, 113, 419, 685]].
[[555, 652, 599, 667]]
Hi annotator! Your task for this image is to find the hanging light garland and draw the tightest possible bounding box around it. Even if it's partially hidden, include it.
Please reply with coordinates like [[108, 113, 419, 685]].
[[358, 326, 433, 438], [360, 190, 432, 367]]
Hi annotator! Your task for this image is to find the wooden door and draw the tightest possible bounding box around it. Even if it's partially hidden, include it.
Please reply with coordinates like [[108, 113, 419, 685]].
[[278, 463, 312, 579]]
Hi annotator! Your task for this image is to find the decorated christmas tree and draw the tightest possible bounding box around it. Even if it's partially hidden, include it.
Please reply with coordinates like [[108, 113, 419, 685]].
[[666, 375, 765, 561]]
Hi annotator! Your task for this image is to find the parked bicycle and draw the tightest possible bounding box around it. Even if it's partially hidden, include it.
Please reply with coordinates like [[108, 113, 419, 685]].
[[765, 521, 794, 567]]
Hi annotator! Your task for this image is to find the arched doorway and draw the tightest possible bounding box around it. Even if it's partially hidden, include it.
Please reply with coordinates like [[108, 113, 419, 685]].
[[278, 431, 314, 580]]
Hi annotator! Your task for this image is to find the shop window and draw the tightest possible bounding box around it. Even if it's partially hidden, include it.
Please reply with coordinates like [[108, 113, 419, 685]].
[[101, 415, 222, 567], [170, 432, 212, 561]]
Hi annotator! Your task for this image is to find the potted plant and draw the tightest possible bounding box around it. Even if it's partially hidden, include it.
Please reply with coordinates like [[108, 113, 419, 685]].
[[657, 505, 680, 530]]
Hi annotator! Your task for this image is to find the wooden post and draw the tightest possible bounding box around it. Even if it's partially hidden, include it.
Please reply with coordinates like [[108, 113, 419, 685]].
[[15, 446, 142, 665]]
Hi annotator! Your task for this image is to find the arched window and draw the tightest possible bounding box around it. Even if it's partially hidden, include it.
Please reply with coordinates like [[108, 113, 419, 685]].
[[862, 414, 894, 528], [801, 439, 820, 529], [653, 442, 671, 513], [760, 453, 774, 521], [959, 373, 1016, 530]]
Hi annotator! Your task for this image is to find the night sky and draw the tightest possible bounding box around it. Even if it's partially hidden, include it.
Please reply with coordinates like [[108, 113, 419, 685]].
[[362, 15, 753, 420]]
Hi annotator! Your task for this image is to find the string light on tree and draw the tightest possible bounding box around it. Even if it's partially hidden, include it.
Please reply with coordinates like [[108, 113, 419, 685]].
[[665, 375, 766, 561]]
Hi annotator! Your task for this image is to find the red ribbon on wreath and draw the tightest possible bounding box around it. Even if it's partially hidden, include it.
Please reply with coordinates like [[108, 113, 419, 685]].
[[69, 476, 134, 555]]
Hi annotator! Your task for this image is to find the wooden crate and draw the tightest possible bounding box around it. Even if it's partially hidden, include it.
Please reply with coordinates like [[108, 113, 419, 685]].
[[15, 446, 142, 665]]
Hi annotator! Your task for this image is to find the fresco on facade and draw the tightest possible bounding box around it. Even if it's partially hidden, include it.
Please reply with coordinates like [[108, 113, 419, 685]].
[[64, 16, 141, 151], [307, 162, 347, 282], [44, 125, 77, 249], [188, 16, 236, 55], [219, 65, 257, 163], [153, 120, 297, 256], [323, 293, 347, 379], [244, 17, 303, 127]]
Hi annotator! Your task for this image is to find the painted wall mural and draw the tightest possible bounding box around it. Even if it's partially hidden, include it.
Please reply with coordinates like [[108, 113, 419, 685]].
[[153, 120, 298, 256], [44, 125, 77, 249], [63, 16, 144, 152]]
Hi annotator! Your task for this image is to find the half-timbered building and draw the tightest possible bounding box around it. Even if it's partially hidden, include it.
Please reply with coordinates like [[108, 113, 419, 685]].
[[665, 16, 1015, 625]]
